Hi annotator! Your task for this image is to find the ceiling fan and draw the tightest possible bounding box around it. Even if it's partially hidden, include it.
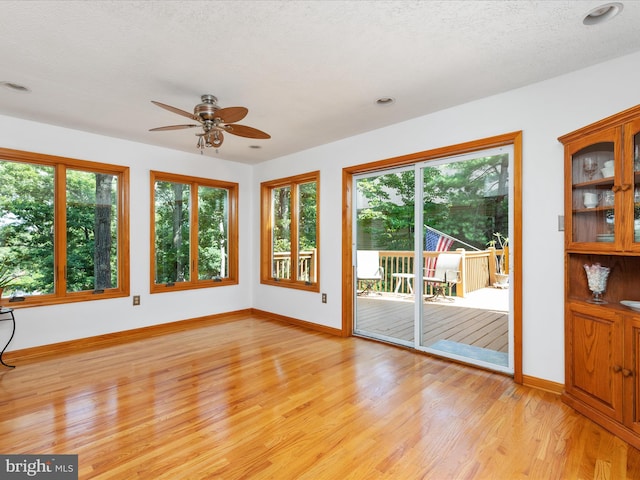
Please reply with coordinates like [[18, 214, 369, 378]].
[[149, 94, 270, 152]]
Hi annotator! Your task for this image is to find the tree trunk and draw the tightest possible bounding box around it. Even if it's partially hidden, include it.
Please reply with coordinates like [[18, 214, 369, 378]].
[[94, 174, 113, 289], [172, 183, 185, 280]]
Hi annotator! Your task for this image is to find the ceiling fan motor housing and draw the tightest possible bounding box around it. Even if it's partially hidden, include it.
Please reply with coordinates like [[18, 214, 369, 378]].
[[194, 94, 219, 120]]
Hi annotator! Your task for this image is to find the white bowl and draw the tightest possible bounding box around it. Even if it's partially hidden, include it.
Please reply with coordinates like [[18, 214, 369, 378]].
[[601, 167, 614, 178], [621, 300, 640, 312]]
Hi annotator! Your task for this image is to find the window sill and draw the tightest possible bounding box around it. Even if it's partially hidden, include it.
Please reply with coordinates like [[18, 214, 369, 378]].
[[260, 278, 320, 293], [150, 278, 238, 294]]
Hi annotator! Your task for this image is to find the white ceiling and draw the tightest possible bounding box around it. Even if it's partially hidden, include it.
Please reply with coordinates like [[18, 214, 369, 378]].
[[1, 1, 639, 165]]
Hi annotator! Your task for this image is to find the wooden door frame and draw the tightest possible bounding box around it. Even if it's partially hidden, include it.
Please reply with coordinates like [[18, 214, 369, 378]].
[[341, 131, 523, 383]]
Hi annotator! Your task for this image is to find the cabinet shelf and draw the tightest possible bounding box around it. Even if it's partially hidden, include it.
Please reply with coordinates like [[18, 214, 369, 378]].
[[572, 206, 614, 214], [568, 297, 640, 315], [573, 177, 614, 189]]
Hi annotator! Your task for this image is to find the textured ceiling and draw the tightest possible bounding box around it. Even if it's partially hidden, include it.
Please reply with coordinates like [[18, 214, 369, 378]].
[[1, 1, 639, 164]]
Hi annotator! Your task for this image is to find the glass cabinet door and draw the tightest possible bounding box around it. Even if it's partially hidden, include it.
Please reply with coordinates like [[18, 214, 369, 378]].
[[569, 137, 616, 245], [627, 119, 640, 248]]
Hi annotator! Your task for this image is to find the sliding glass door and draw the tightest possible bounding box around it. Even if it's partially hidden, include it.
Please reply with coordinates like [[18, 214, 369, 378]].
[[353, 145, 514, 374], [417, 147, 512, 372], [353, 166, 416, 347]]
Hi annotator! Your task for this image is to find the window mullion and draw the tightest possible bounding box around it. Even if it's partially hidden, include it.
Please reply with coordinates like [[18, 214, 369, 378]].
[[191, 182, 199, 283], [56, 164, 68, 296], [290, 182, 300, 283]]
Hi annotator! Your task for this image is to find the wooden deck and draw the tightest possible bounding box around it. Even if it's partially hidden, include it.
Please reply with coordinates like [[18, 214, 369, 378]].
[[355, 293, 508, 354]]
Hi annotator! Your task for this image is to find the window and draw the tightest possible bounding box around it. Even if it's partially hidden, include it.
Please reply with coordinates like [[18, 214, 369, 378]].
[[0, 148, 129, 306], [150, 171, 238, 292], [260, 171, 319, 291]]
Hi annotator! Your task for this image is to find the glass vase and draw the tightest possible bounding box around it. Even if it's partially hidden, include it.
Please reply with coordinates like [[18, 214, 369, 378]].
[[583, 263, 610, 304]]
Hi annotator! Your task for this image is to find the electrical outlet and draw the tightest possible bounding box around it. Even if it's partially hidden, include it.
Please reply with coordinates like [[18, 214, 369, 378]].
[[133, 295, 140, 306], [322, 293, 327, 303]]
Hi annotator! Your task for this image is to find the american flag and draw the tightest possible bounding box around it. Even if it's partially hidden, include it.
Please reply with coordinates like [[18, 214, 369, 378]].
[[425, 227, 454, 274]]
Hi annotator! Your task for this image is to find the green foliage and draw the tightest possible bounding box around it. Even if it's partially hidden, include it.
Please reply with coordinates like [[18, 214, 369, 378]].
[[272, 182, 317, 252], [357, 154, 509, 250], [197, 185, 229, 279], [0, 254, 24, 288], [154, 181, 230, 283], [272, 186, 291, 252], [298, 182, 317, 251], [0, 160, 118, 296], [154, 181, 191, 283], [66, 170, 117, 291], [0, 161, 55, 295]]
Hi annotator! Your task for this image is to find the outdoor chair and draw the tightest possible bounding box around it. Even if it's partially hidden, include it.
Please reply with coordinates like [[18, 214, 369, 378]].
[[356, 250, 384, 296], [423, 253, 461, 302]]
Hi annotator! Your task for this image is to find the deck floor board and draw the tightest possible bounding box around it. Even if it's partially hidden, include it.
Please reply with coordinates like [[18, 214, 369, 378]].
[[355, 295, 508, 354]]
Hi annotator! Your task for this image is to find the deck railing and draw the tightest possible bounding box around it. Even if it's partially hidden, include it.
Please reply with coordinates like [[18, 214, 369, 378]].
[[359, 247, 508, 297], [273, 249, 317, 282], [273, 247, 507, 296]]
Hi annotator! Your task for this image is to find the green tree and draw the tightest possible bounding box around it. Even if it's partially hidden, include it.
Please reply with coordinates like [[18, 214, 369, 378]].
[[0, 161, 55, 295], [0, 161, 118, 295], [298, 181, 317, 251], [272, 186, 291, 252], [154, 181, 190, 283], [94, 173, 115, 289], [357, 154, 509, 250], [198, 186, 229, 279]]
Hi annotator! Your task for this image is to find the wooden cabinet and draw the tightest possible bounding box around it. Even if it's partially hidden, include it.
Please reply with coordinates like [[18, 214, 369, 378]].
[[560, 105, 640, 450], [565, 303, 623, 422]]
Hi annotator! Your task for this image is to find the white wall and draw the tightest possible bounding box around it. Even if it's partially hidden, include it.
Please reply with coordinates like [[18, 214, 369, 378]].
[[252, 50, 640, 384], [2, 50, 639, 384], [0, 116, 254, 351]]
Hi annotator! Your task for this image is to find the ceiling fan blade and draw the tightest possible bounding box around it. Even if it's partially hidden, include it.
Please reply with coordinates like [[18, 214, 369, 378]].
[[215, 106, 248, 124], [151, 100, 200, 122], [223, 124, 271, 139], [149, 124, 200, 132]]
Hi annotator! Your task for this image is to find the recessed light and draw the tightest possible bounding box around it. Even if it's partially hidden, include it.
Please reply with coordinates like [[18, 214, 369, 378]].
[[376, 97, 395, 106], [583, 2, 623, 25], [0, 81, 31, 93]]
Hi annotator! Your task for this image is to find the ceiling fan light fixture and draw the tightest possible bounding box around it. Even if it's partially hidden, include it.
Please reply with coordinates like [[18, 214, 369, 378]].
[[583, 2, 623, 25]]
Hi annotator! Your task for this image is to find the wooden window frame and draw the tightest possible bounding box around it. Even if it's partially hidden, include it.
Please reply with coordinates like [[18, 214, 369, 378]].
[[150, 171, 238, 293], [260, 171, 320, 292], [0, 147, 130, 308]]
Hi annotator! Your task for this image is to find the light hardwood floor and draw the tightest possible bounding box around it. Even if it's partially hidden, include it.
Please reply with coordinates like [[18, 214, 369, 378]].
[[2, 312, 640, 479]]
